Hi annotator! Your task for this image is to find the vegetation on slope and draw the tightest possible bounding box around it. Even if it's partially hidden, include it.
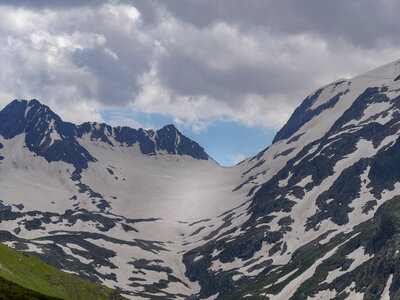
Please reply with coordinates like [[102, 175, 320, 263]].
[[0, 242, 125, 300], [0, 275, 61, 299]]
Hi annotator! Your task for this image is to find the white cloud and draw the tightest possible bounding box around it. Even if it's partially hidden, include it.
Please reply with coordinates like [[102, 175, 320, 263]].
[[104, 48, 119, 60], [0, 1, 400, 132], [51, 100, 104, 125], [229, 154, 246, 165], [99, 3, 142, 32], [106, 117, 144, 129]]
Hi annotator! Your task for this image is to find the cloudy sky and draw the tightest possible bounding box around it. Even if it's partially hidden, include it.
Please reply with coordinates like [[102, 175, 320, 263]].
[[0, 0, 399, 165]]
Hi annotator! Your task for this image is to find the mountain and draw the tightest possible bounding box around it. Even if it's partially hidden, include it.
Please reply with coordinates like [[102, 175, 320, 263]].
[[1, 60, 400, 299], [0, 99, 208, 179]]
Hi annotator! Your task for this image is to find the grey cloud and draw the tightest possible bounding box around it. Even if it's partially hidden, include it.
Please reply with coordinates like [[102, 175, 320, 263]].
[[1, 0, 158, 25], [0, 0, 104, 9], [1, 0, 399, 130], [0, 2, 154, 107], [71, 40, 152, 106], [157, 53, 307, 103], [161, 0, 400, 48]]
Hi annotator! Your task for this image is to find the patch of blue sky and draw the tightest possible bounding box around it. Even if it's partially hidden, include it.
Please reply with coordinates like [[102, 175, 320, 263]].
[[101, 109, 275, 166], [188, 121, 274, 166]]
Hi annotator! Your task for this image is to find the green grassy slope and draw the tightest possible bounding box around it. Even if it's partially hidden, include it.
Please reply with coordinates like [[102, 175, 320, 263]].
[[0, 275, 61, 299], [0, 242, 125, 300]]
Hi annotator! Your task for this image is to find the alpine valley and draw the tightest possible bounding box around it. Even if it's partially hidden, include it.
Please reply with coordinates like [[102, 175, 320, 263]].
[[2, 60, 400, 299]]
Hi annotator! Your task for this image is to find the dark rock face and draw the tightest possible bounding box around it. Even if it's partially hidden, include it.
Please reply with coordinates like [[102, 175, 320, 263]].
[[0, 99, 209, 176], [0, 100, 96, 176], [87, 123, 209, 159], [273, 81, 349, 143], [156, 124, 208, 159]]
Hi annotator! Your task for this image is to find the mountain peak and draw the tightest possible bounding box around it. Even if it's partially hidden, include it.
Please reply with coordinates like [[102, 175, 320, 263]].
[[272, 78, 350, 143], [8, 98, 49, 111], [0, 99, 60, 139], [273, 59, 400, 144], [161, 123, 177, 130], [0, 99, 94, 179], [155, 124, 208, 159], [0, 99, 210, 179]]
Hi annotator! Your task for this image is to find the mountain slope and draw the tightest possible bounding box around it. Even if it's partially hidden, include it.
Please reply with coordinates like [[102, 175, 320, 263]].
[[0, 101, 248, 299], [181, 60, 400, 299], [2, 60, 400, 299], [0, 275, 60, 300], [0, 242, 124, 299]]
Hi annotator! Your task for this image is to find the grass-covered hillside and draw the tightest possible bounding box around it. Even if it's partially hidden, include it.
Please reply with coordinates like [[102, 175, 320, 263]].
[[0, 275, 61, 299], [0, 242, 125, 300]]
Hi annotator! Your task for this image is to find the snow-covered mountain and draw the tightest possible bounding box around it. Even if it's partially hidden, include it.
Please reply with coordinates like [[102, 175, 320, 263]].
[[2, 60, 400, 299]]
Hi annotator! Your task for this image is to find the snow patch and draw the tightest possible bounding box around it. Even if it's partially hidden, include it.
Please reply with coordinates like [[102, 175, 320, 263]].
[[381, 274, 393, 300], [324, 246, 372, 284]]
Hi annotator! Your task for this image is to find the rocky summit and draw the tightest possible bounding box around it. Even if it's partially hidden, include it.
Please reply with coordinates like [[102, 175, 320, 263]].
[[2, 60, 400, 299]]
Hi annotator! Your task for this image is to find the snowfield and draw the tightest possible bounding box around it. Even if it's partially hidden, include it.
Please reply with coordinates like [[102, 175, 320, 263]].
[[2, 59, 400, 298]]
